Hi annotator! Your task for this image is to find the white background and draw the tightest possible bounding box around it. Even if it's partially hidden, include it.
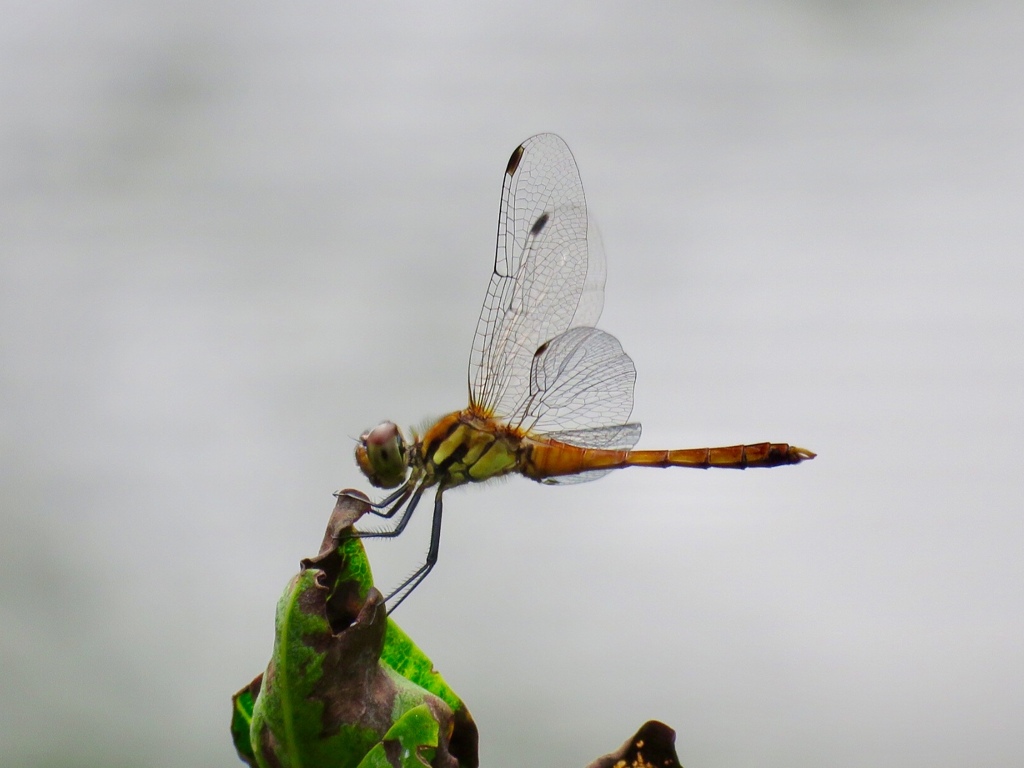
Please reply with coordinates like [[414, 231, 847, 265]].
[[2, 2, 1022, 766]]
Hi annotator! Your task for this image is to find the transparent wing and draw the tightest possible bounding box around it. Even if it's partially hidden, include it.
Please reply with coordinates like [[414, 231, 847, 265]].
[[542, 469, 621, 486], [545, 423, 643, 450], [519, 325, 637, 434], [528, 331, 638, 487], [469, 134, 606, 418]]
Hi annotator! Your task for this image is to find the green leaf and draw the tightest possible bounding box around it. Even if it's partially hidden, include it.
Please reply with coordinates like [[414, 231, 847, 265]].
[[231, 491, 686, 768], [232, 490, 478, 768], [381, 621, 463, 715], [354, 704, 441, 768], [230, 675, 261, 767]]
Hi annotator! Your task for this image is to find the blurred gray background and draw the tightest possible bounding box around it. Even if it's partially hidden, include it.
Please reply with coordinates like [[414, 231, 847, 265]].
[[2, 2, 1022, 767]]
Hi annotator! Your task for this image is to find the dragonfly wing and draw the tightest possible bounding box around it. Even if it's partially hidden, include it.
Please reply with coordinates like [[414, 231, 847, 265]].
[[543, 469, 613, 485], [469, 134, 606, 418], [518, 326, 636, 434], [544, 423, 643, 450], [573, 218, 607, 330]]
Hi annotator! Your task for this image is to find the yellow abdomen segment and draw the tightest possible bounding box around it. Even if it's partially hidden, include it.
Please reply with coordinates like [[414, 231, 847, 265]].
[[522, 439, 815, 481]]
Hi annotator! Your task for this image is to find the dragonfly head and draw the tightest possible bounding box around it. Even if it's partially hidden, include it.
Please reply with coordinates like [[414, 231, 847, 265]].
[[355, 421, 409, 489]]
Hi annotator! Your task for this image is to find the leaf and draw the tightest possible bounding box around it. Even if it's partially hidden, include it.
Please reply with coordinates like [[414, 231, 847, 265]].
[[231, 491, 689, 768], [381, 621, 463, 715], [584, 720, 683, 768], [354, 704, 441, 768], [230, 675, 262, 767], [232, 490, 478, 768]]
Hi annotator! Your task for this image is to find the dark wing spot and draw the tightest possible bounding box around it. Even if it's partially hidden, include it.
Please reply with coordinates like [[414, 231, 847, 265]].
[[529, 212, 550, 236], [506, 144, 525, 176], [533, 340, 550, 357]]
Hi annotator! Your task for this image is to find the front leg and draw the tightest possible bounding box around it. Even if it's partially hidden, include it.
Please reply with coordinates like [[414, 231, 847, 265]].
[[350, 481, 426, 539]]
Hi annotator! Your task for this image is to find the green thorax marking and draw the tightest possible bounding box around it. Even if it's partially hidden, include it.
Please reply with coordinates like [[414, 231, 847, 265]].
[[421, 412, 520, 487]]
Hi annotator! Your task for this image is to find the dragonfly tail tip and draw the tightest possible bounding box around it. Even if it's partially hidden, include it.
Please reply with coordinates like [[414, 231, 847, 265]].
[[792, 446, 817, 462]]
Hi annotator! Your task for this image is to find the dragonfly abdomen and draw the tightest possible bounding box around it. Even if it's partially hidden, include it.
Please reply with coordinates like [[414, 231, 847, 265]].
[[523, 439, 814, 480], [625, 443, 815, 469]]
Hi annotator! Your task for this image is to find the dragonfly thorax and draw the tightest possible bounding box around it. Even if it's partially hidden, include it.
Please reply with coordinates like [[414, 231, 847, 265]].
[[355, 421, 410, 489]]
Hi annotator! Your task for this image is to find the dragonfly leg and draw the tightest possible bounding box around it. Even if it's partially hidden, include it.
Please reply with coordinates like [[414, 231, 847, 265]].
[[352, 482, 426, 539], [383, 487, 444, 614], [368, 485, 413, 517], [372, 488, 413, 521], [334, 485, 409, 516]]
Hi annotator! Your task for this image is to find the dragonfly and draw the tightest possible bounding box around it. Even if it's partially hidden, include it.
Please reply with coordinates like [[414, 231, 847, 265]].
[[350, 133, 814, 612]]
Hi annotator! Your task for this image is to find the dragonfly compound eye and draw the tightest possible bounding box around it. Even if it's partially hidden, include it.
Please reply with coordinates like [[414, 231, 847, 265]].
[[355, 421, 408, 489]]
